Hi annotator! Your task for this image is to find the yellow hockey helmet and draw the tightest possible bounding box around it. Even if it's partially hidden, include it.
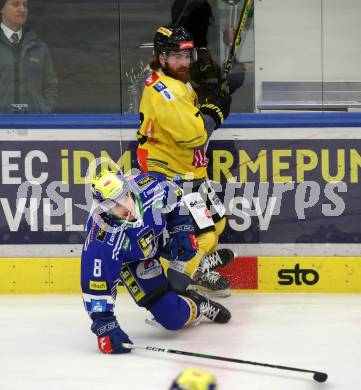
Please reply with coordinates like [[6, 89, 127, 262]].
[[91, 169, 130, 207], [169, 368, 217, 390]]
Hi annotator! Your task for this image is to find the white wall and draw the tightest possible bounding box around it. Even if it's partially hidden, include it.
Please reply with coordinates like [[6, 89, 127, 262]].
[[322, 0, 361, 82], [254, 0, 361, 107]]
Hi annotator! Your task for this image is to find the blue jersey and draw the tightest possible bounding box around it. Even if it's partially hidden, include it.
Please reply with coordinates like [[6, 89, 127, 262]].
[[81, 173, 189, 315]]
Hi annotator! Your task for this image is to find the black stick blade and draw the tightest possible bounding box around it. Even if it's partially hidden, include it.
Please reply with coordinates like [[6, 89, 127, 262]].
[[313, 372, 328, 382]]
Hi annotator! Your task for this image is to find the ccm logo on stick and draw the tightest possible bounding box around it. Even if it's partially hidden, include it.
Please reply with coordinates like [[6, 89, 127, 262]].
[[278, 263, 319, 286]]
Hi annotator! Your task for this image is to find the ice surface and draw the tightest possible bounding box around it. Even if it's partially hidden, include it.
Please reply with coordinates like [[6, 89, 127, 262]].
[[0, 293, 360, 390]]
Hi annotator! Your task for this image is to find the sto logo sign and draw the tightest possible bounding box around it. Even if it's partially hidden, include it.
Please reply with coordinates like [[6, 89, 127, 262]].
[[278, 263, 319, 286]]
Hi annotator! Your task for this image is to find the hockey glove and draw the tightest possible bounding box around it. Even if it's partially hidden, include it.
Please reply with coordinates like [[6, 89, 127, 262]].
[[91, 314, 133, 354], [200, 92, 232, 129], [162, 229, 200, 293], [165, 229, 199, 262]]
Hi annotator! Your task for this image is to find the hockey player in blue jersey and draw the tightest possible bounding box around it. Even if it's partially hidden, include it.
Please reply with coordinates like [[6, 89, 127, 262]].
[[81, 168, 231, 354]]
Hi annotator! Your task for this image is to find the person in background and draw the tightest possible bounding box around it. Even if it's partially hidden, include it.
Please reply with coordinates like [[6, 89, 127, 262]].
[[81, 169, 231, 354], [171, 0, 245, 101], [136, 25, 234, 298], [0, 0, 58, 113], [171, 0, 220, 101]]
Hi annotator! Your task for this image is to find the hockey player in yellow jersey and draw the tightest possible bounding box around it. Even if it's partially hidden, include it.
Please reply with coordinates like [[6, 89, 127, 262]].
[[137, 68, 207, 179], [137, 25, 234, 298]]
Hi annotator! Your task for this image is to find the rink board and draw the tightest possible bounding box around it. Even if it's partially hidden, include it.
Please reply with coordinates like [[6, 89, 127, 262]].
[[219, 255, 361, 293], [1, 113, 361, 294], [1, 125, 361, 253], [1, 256, 360, 294]]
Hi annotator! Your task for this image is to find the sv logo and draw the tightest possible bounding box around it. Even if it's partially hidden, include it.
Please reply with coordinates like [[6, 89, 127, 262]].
[[278, 263, 319, 286]]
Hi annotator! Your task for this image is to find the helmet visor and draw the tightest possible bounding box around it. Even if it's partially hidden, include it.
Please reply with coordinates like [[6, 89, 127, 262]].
[[163, 48, 197, 64], [110, 193, 138, 222]]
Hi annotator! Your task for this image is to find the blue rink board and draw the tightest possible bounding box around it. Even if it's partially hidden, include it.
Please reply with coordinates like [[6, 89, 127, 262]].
[[1, 112, 361, 129]]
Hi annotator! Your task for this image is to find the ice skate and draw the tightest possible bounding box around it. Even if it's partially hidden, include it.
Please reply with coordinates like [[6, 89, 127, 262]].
[[189, 270, 231, 298], [185, 290, 231, 324], [197, 249, 235, 274], [190, 249, 234, 298]]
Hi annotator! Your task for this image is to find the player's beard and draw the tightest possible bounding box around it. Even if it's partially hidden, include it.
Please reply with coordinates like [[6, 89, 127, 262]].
[[164, 64, 190, 83]]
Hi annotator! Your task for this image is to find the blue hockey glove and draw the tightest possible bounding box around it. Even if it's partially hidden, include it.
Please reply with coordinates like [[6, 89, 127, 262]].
[[163, 229, 199, 262], [91, 314, 133, 354]]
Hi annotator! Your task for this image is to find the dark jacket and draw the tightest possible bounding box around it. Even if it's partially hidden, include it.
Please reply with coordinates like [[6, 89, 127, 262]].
[[0, 26, 58, 113]]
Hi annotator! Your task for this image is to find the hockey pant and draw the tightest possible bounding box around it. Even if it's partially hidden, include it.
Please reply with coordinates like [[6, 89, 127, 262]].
[[120, 259, 198, 330], [196, 216, 226, 256]]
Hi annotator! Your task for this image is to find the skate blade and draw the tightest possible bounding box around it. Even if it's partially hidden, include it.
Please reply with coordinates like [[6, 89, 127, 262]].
[[187, 284, 231, 298], [145, 317, 163, 328], [145, 315, 202, 328]]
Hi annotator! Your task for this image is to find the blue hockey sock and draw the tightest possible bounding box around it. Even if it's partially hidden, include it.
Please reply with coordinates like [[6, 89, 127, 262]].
[[149, 290, 198, 330]]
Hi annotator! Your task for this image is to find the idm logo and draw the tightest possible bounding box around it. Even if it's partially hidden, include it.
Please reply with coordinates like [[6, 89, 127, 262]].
[[278, 263, 319, 286]]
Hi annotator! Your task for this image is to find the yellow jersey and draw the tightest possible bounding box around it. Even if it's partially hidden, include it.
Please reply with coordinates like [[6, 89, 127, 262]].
[[136, 70, 208, 180]]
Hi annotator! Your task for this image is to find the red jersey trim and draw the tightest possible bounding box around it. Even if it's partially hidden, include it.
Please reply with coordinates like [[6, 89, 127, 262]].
[[145, 72, 160, 87]]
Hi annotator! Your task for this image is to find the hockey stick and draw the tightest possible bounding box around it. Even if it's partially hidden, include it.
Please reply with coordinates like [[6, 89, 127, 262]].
[[219, 0, 253, 93], [174, 0, 191, 26], [122, 343, 328, 383]]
